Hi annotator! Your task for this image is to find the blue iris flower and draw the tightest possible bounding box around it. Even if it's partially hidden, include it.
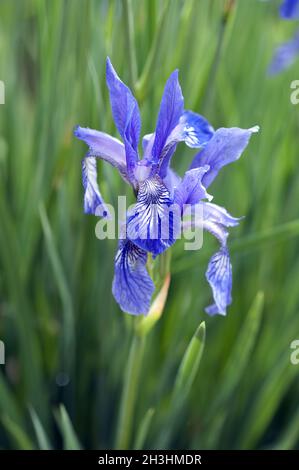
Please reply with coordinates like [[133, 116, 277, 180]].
[[280, 0, 299, 19], [269, 0, 299, 74], [75, 58, 258, 316]]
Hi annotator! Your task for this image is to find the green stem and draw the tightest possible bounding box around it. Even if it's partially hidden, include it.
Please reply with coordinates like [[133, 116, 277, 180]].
[[115, 332, 145, 449], [122, 0, 138, 89]]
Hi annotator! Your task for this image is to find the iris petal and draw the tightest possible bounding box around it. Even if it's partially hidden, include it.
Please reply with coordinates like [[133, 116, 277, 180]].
[[152, 70, 184, 164], [126, 176, 181, 255], [112, 239, 155, 315], [200, 202, 241, 227], [178, 111, 214, 148], [74, 126, 129, 182], [280, 0, 299, 19], [82, 156, 109, 216], [182, 201, 239, 316], [106, 57, 141, 180], [190, 126, 259, 188], [159, 111, 214, 178], [174, 166, 212, 208], [205, 247, 232, 316], [268, 30, 299, 75]]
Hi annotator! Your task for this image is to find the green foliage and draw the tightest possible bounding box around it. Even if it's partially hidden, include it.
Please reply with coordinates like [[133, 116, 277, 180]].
[[0, 0, 299, 450]]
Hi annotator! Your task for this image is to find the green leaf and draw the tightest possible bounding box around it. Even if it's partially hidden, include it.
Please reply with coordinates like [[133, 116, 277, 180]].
[[2, 415, 34, 450], [29, 406, 52, 450], [55, 405, 82, 450], [173, 321, 206, 401], [134, 408, 155, 450]]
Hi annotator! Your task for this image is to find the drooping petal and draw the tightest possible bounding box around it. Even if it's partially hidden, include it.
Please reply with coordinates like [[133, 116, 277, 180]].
[[151, 70, 184, 164], [106, 57, 141, 179], [280, 0, 299, 19], [268, 30, 299, 75], [205, 247, 232, 316], [174, 166, 212, 208], [199, 201, 241, 227], [112, 239, 155, 315], [159, 111, 214, 178], [190, 126, 259, 188], [82, 156, 109, 216], [74, 126, 129, 182], [126, 176, 181, 255], [182, 201, 239, 316]]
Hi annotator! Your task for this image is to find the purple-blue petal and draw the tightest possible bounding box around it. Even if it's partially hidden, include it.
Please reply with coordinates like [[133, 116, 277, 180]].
[[268, 30, 299, 75], [280, 0, 299, 19], [152, 70, 184, 164], [74, 126, 129, 182], [158, 111, 214, 179], [126, 176, 181, 255], [142, 133, 154, 156], [82, 156, 109, 217], [163, 167, 182, 196], [179, 111, 214, 148], [190, 126, 259, 188], [174, 166, 212, 208], [112, 239, 155, 315], [205, 246, 232, 316], [200, 202, 241, 227], [106, 57, 141, 179]]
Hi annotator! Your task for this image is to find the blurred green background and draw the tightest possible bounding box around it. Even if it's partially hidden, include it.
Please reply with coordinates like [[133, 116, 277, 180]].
[[1, 0, 299, 450]]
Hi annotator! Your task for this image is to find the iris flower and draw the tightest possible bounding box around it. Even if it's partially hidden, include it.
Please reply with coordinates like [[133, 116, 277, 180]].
[[75, 58, 258, 316], [269, 0, 299, 74], [280, 0, 299, 19]]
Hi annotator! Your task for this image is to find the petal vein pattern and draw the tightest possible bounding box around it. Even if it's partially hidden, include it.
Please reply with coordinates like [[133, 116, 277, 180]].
[[127, 176, 181, 255]]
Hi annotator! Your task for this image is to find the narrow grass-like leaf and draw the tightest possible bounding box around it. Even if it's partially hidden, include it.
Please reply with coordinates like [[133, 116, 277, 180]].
[[133, 408, 155, 450], [29, 406, 52, 450], [55, 405, 82, 450], [173, 321, 206, 401], [39, 202, 75, 374], [2, 415, 34, 450]]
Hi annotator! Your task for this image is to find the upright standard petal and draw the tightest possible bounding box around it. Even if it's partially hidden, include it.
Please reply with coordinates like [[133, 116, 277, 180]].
[[106, 57, 141, 179], [82, 156, 109, 216], [151, 70, 184, 164], [280, 0, 299, 19], [205, 247, 232, 316], [112, 239, 155, 315], [74, 126, 129, 182], [126, 176, 181, 255], [268, 30, 299, 75], [190, 126, 259, 188]]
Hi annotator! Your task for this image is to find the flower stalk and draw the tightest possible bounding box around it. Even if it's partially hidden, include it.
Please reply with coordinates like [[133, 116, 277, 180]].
[[115, 330, 146, 450], [116, 251, 171, 449]]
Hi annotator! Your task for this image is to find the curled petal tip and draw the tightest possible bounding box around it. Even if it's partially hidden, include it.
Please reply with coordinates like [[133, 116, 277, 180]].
[[250, 125, 260, 133]]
